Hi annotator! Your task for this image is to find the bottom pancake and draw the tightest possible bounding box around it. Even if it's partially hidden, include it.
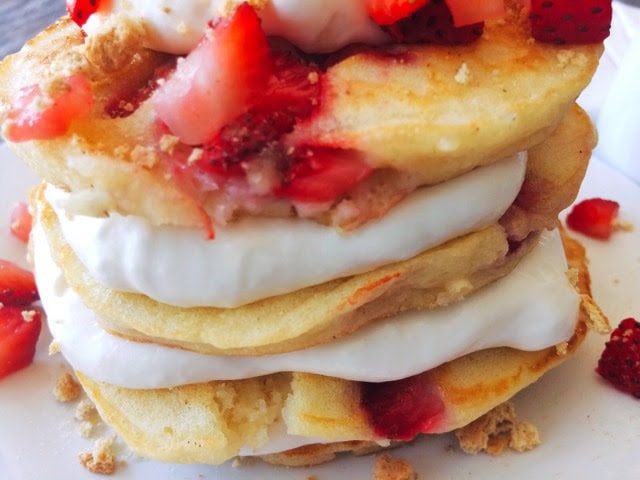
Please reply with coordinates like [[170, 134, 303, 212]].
[[71, 230, 605, 467]]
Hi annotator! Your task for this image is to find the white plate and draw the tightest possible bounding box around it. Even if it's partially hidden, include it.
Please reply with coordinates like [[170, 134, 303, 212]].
[[0, 143, 639, 479]]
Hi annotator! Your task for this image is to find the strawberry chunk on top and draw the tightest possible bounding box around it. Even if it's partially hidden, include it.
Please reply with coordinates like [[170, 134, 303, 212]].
[[66, 0, 102, 27], [366, 0, 431, 26], [3, 74, 94, 143], [529, 0, 612, 44], [153, 3, 274, 146]]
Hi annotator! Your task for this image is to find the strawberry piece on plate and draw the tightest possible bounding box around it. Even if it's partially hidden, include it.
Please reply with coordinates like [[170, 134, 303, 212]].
[[597, 318, 640, 398], [566, 198, 619, 240], [9, 202, 32, 244], [361, 373, 446, 440], [153, 3, 274, 145], [529, 0, 612, 44], [4, 74, 94, 143], [66, 0, 101, 27], [0, 260, 39, 307], [0, 305, 42, 380]]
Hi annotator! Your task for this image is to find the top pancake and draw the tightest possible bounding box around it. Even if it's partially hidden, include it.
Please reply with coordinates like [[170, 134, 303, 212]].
[[0, 0, 602, 228]]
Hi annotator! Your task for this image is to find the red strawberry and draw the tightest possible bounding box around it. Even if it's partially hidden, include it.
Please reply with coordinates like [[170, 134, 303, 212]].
[[153, 4, 273, 145], [4, 74, 94, 143], [529, 0, 612, 44], [276, 148, 373, 203], [0, 260, 39, 307], [360, 373, 446, 440], [9, 202, 32, 244], [0, 305, 42, 379], [384, 0, 484, 45], [66, 0, 101, 27], [366, 0, 430, 26], [596, 318, 640, 398], [566, 198, 619, 240], [200, 50, 322, 169]]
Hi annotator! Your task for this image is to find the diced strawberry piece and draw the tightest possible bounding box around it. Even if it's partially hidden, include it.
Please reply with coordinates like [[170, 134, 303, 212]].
[[445, 0, 505, 26], [360, 373, 446, 440], [66, 0, 101, 27], [597, 318, 640, 398], [529, 0, 612, 44], [9, 202, 32, 244], [366, 0, 430, 26], [0, 260, 39, 307], [566, 198, 619, 240], [0, 305, 42, 379], [384, 0, 484, 45], [276, 148, 373, 203], [200, 51, 321, 170], [153, 4, 273, 145], [4, 74, 94, 143]]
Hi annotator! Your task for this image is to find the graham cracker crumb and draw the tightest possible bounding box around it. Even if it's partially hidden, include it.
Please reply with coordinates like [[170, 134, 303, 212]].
[[21, 309, 37, 322], [455, 402, 540, 455], [78, 421, 95, 438], [75, 399, 99, 422], [79, 436, 117, 475], [48, 340, 61, 355], [372, 454, 417, 480], [581, 294, 611, 334], [454, 62, 470, 84], [131, 145, 159, 169], [53, 371, 82, 403], [159, 134, 180, 154]]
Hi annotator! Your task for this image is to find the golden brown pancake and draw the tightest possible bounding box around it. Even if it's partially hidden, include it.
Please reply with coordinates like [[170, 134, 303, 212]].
[[0, 0, 601, 229], [73, 229, 605, 467]]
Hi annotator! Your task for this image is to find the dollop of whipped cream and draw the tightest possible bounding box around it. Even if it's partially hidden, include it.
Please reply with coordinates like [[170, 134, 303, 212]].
[[34, 224, 579, 389], [46, 154, 526, 308], [84, 0, 389, 54]]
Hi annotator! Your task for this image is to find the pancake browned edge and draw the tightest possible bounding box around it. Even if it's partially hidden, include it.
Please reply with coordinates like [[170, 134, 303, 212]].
[[68, 228, 607, 467]]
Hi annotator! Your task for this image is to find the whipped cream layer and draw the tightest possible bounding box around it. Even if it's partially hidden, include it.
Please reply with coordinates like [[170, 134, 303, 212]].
[[34, 224, 580, 389], [84, 0, 389, 54], [46, 154, 526, 308]]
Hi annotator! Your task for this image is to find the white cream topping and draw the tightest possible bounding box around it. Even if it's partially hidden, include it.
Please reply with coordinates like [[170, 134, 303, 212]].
[[46, 154, 527, 308], [34, 224, 580, 390], [84, 0, 389, 54]]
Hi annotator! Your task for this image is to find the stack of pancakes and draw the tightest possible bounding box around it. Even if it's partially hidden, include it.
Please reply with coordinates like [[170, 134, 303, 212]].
[[0, 0, 609, 467]]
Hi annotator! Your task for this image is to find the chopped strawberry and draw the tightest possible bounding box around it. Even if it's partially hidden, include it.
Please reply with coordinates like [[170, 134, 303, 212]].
[[66, 0, 101, 27], [596, 318, 640, 398], [566, 198, 619, 240], [366, 0, 430, 26], [276, 148, 373, 203], [199, 50, 321, 169], [153, 4, 273, 145], [0, 260, 39, 307], [0, 305, 42, 380], [529, 0, 612, 44], [4, 74, 94, 143], [9, 202, 32, 244], [445, 0, 505, 26], [384, 0, 485, 45], [360, 373, 446, 440]]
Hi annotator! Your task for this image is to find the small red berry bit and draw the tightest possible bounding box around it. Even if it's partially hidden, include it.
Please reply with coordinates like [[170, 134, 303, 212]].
[[0, 305, 42, 380], [596, 318, 640, 398], [566, 197, 620, 240], [529, 0, 612, 45], [9, 201, 33, 244], [0, 260, 39, 307], [360, 373, 446, 440], [66, 0, 101, 28]]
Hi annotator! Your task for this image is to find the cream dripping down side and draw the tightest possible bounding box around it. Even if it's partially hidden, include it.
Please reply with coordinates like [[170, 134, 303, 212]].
[[83, 0, 389, 54], [34, 224, 580, 390], [45, 153, 527, 308]]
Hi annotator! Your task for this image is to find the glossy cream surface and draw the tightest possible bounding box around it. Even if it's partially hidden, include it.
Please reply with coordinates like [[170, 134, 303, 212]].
[[34, 225, 579, 389], [46, 154, 527, 308]]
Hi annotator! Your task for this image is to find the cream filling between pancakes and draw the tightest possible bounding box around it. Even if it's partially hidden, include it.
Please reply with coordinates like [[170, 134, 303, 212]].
[[45, 153, 526, 308], [34, 225, 579, 390]]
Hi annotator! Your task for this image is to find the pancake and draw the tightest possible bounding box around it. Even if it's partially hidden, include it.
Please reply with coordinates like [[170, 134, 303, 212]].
[[0, 0, 602, 230], [72, 229, 603, 467], [32, 103, 593, 356]]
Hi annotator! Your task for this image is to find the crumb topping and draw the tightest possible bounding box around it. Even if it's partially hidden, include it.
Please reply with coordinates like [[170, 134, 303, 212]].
[[53, 371, 82, 402], [373, 454, 417, 480], [79, 435, 117, 475]]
